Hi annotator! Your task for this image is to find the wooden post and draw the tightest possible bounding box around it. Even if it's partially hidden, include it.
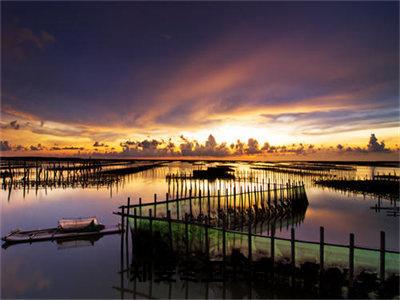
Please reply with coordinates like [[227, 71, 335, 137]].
[[149, 209, 153, 235], [127, 197, 131, 216], [199, 189, 202, 216], [176, 196, 180, 220], [189, 189, 193, 217], [240, 187, 244, 212], [166, 192, 169, 216], [247, 186, 251, 208], [222, 220, 226, 262], [167, 210, 172, 249], [207, 188, 211, 225], [120, 206, 125, 300], [217, 189, 221, 212], [139, 197, 142, 217], [225, 188, 229, 211], [349, 233, 354, 284], [121, 206, 125, 233], [380, 231, 385, 281], [271, 225, 275, 266], [320, 226, 324, 273], [205, 225, 209, 259], [233, 185, 236, 211], [185, 213, 189, 256], [248, 211, 252, 262], [154, 193, 157, 217], [291, 227, 295, 270]]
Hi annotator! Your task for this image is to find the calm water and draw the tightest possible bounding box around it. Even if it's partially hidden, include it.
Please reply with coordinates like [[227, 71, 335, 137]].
[[1, 161, 399, 298]]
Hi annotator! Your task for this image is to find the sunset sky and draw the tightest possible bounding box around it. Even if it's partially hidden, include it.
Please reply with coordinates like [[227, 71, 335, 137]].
[[1, 2, 399, 159]]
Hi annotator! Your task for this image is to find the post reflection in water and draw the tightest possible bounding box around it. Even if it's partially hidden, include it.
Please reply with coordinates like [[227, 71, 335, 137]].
[[115, 175, 398, 300]]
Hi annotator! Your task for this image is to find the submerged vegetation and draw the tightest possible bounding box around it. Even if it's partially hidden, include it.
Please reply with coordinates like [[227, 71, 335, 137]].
[[125, 225, 399, 299]]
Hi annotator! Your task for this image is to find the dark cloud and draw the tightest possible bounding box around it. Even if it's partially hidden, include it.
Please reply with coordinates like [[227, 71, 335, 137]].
[[62, 146, 84, 151], [121, 139, 175, 156], [1, 120, 21, 130], [367, 134, 388, 152], [0, 141, 12, 151], [232, 140, 246, 155], [93, 141, 108, 147], [247, 138, 261, 154], [9, 120, 20, 130], [50, 146, 84, 151], [3, 23, 55, 61], [14, 145, 27, 151], [29, 144, 44, 151], [337, 134, 390, 154]]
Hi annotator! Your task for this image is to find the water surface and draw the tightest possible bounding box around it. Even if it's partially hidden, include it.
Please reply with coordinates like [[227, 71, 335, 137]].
[[1, 161, 399, 298]]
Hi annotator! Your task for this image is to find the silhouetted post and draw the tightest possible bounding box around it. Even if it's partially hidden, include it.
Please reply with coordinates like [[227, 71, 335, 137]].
[[253, 185, 257, 209], [127, 197, 131, 216], [199, 189, 202, 216], [120, 206, 125, 300], [125, 199, 130, 244], [217, 189, 221, 212], [121, 206, 125, 233], [233, 186, 237, 215], [349, 233, 354, 284], [149, 209, 153, 240], [259, 185, 264, 210], [154, 193, 157, 217], [267, 182, 271, 207], [380, 231, 385, 281], [248, 211, 252, 262], [271, 225, 275, 266], [225, 188, 229, 211], [139, 198, 142, 217], [320, 226, 324, 273], [176, 196, 180, 220], [222, 220, 226, 262], [205, 225, 209, 259], [240, 187, 244, 211], [167, 210, 173, 249], [185, 213, 189, 256], [291, 227, 295, 270], [247, 186, 251, 208], [166, 192, 169, 214], [189, 189, 193, 217], [207, 188, 211, 225]]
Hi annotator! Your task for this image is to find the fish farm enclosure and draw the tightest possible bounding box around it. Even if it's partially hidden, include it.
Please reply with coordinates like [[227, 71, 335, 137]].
[[1, 159, 399, 298]]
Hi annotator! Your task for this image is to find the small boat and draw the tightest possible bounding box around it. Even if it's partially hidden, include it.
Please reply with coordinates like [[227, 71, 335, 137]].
[[1, 217, 122, 246]]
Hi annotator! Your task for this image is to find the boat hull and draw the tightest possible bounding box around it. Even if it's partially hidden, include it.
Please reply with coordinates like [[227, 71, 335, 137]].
[[1, 225, 122, 245]]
